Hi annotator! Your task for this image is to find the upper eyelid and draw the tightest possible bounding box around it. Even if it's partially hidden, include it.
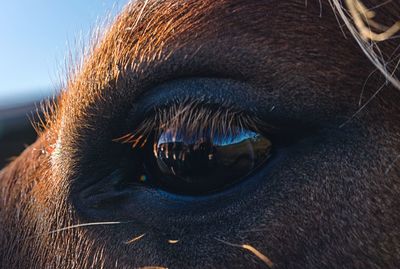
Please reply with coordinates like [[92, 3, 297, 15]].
[[125, 77, 269, 119]]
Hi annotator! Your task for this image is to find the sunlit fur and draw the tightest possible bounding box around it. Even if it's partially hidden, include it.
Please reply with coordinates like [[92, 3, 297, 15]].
[[1, 0, 400, 268]]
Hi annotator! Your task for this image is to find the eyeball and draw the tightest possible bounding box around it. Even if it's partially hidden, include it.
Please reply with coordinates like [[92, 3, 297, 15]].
[[151, 128, 272, 195]]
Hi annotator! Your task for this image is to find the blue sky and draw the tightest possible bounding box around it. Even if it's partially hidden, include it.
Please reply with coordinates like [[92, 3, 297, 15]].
[[0, 0, 129, 107]]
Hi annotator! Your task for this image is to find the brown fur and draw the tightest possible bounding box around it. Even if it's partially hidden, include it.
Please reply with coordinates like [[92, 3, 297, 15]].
[[1, 0, 400, 268]]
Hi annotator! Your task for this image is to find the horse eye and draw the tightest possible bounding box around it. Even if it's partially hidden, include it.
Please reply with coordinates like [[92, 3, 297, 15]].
[[141, 128, 272, 195]]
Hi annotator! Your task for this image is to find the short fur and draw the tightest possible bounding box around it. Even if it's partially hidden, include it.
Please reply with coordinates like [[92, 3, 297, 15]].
[[1, 0, 400, 268]]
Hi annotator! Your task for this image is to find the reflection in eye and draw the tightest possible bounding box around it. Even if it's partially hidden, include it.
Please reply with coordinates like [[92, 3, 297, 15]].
[[118, 101, 274, 196], [154, 128, 272, 195]]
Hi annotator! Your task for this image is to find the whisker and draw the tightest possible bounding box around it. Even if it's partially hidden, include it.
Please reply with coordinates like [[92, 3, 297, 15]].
[[48, 221, 128, 234], [125, 233, 146, 244], [214, 238, 273, 268], [25, 221, 132, 240]]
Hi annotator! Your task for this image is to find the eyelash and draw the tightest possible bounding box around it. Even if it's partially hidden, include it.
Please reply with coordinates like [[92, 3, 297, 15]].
[[114, 100, 272, 148]]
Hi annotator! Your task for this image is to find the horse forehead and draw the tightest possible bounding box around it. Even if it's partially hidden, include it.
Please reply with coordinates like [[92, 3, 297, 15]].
[[64, 0, 333, 103]]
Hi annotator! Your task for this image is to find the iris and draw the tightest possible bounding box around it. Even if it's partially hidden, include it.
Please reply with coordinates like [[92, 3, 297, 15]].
[[149, 128, 272, 195]]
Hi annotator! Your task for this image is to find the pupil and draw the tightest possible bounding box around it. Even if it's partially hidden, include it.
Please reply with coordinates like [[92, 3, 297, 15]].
[[152, 129, 272, 195]]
